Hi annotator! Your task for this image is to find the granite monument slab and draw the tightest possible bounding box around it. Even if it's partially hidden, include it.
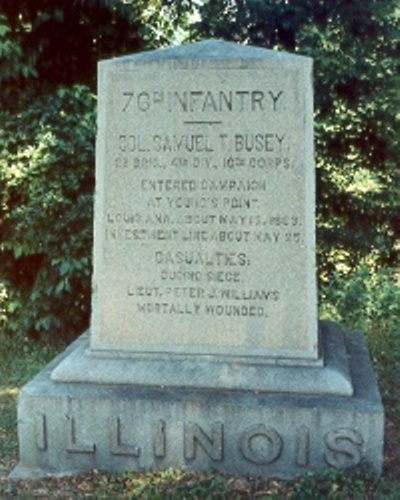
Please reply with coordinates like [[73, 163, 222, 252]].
[[90, 40, 317, 360], [11, 40, 384, 479]]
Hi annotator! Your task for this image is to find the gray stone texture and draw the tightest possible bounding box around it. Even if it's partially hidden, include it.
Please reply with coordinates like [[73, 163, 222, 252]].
[[50, 322, 352, 396], [11, 323, 383, 479], [92, 39, 318, 359], [11, 40, 384, 479]]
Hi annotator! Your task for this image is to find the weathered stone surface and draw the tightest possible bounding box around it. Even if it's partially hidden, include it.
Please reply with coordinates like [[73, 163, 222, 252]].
[[92, 39, 318, 360], [11, 40, 384, 480], [51, 322, 352, 396], [11, 325, 383, 479]]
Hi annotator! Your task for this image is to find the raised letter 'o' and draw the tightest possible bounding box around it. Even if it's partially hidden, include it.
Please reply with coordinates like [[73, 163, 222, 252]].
[[239, 424, 282, 465]]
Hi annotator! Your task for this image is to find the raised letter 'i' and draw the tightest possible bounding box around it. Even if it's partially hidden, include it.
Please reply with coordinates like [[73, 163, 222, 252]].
[[153, 420, 166, 458], [295, 426, 310, 466]]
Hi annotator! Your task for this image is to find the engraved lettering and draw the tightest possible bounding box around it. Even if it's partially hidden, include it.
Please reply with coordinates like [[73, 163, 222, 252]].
[[35, 413, 47, 451], [184, 422, 223, 461], [95, 46, 316, 358], [124, 90, 285, 113], [153, 420, 166, 458], [122, 91, 134, 112], [269, 90, 283, 111], [324, 428, 363, 468], [234, 133, 281, 152], [205, 304, 266, 317], [110, 416, 141, 457], [154, 250, 248, 266], [295, 426, 310, 466], [65, 415, 95, 454], [239, 425, 282, 464], [137, 92, 150, 111]]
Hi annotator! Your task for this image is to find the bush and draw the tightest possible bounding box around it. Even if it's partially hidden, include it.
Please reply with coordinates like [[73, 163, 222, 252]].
[[194, 0, 400, 272], [0, 2, 193, 342], [320, 259, 400, 334], [0, 2, 398, 344], [0, 85, 95, 340], [320, 258, 400, 411]]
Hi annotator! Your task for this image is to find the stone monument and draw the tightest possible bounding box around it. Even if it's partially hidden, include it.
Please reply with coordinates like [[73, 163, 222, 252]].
[[12, 40, 384, 479]]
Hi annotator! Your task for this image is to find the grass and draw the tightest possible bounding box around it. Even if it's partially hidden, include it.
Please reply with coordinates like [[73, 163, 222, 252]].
[[0, 321, 399, 497], [0, 333, 63, 461], [0, 465, 398, 498]]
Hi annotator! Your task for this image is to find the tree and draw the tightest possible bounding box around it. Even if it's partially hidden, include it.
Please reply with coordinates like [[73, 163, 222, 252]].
[[0, 0, 194, 340], [0, 86, 96, 339], [193, 0, 399, 274], [0, 0, 398, 340], [0, 0, 193, 106]]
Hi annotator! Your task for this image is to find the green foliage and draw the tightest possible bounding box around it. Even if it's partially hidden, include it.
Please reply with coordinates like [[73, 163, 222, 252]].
[[0, 1, 398, 345], [320, 258, 400, 333], [0, 330, 65, 459], [0, 1, 146, 98], [0, 1, 195, 341], [103, 469, 235, 498], [0, 85, 96, 340], [138, 0, 196, 47], [0, 0, 194, 106], [320, 259, 400, 414], [0, 13, 36, 80], [292, 468, 394, 499], [0, 12, 37, 109], [193, 0, 400, 272]]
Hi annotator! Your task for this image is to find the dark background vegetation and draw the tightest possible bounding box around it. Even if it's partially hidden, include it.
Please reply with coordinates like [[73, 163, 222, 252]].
[[0, 0, 399, 494], [0, 0, 398, 343]]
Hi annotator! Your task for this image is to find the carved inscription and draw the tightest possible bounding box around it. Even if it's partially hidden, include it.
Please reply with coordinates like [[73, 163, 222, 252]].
[[35, 413, 47, 451], [153, 420, 166, 459], [324, 428, 364, 468], [104, 90, 302, 319], [93, 57, 317, 354], [41, 413, 365, 470], [121, 89, 284, 114], [184, 422, 224, 462], [65, 415, 95, 454], [239, 424, 282, 464], [107, 130, 303, 322], [110, 416, 140, 457], [295, 426, 310, 466]]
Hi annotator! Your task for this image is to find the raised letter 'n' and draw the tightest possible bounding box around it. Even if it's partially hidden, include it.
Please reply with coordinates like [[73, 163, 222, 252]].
[[184, 422, 223, 462]]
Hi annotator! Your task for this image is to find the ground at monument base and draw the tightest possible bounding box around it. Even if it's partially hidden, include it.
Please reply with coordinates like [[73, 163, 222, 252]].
[[11, 324, 383, 479]]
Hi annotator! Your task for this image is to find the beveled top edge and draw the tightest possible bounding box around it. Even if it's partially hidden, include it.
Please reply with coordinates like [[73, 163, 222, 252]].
[[99, 38, 311, 65]]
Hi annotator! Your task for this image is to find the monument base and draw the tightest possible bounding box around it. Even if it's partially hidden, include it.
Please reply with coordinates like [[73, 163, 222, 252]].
[[11, 322, 384, 479], [50, 321, 352, 396]]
